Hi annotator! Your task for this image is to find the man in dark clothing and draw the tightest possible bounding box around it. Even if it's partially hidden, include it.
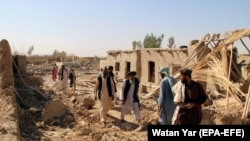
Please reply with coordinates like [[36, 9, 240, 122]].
[[108, 66, 117, 93], [108, 66, 118, 106], [94, 66, 115, 127], [69, 69, 76, 88], [120, 71, 141, 125], [172, 69, 207, 125]]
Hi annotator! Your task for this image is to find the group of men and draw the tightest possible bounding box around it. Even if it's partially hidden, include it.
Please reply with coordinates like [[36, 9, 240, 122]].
[[157, 67, 207, 125], [55, 65, 76, 93], [94, 65, 207, 127], [94, 66, 141, 127]]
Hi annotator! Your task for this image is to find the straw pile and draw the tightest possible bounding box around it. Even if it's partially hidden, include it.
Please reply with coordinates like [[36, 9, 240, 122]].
[[191, 29, 250, 106]]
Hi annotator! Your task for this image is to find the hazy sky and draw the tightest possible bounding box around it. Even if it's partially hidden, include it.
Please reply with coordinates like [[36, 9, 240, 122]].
[[1, 0, 250, 57]]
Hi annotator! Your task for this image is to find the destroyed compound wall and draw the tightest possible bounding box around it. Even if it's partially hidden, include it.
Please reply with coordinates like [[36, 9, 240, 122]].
[[0, 39, 21, 141]]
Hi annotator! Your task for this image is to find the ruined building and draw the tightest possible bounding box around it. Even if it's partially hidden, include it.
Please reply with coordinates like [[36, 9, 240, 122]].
[[100, 40, 211, 86]]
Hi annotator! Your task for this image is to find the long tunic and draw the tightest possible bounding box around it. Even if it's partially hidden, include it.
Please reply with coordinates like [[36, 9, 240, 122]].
[[157, 76, 177, 125], [94, 74, 115, 122], [121, 80, 135, 113], [52, 67, 57, 81], [174, 80, 207, 125], [61, 69, 68, 90], [120, 79, 140, 120]]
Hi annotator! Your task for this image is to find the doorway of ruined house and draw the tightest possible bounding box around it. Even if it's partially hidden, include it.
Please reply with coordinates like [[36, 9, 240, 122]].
[[125, 62, 131, 78], [148, 61, 155, 83]]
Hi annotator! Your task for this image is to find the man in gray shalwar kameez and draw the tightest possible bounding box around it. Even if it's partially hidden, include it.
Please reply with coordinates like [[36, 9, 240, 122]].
[[157, 67, 177, 125]]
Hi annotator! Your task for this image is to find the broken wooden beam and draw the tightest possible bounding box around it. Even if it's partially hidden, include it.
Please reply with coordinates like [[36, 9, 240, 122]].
[[242, 86, 250, 124], [30, 87, 48, 99]]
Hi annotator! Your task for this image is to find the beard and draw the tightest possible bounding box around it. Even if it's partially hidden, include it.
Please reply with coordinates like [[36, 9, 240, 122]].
[[181, 79, 187, 84]]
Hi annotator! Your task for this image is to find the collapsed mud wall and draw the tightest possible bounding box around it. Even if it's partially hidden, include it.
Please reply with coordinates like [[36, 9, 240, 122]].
[[0, 39, 21, 141]]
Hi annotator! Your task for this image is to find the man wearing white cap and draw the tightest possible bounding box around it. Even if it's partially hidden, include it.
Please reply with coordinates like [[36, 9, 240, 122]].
[[157, 67, 177, 125]]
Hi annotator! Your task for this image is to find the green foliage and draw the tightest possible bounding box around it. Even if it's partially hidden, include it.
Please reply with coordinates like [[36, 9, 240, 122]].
[[29, 55, 49, 65], [132, 40, 142, 50], [27, 45, 34, 56], [167, 37, 176, 48], [143, 33, 164, 48], [52, 49, 67, 58]]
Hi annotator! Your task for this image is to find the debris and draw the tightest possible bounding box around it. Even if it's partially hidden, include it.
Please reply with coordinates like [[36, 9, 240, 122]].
[[89, 113, 100, 123], [70, 96, 77, 103], [62, 115, 74, 124], [41, 100, 67, 122], [82, 128, 93, 136], [102, 134, 114, 141], [78, 109, 89, 116], [82, 96, 95, 109], [93, 134, 102, 141], [65, 87, 73, 96]]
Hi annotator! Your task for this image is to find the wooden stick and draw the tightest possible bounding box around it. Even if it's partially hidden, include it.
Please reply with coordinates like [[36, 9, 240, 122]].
[[245, 87, 250, 122], [226, 44, 234, 110], [13, 88, 28, 108], [31, 87, 48, 99], [240, 38, 250, 54], [242, 86, 250, 124]]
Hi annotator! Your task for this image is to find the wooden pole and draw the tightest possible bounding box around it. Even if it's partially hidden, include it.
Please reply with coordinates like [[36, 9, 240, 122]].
[[226, 44, 234, 110], [242, 85, 250, 124], [240, 38, 250, 54]]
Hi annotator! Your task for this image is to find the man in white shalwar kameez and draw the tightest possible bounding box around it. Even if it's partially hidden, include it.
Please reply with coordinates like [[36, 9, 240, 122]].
[[60, 65, 68, 93], [94, 67, 115, 127], [120, 71, 141, 124]]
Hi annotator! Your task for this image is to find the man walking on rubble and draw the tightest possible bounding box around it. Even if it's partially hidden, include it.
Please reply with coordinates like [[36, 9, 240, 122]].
[[52, 63, 58, 81], [94, 66, 115, 127], [172, 69, 207, 125], [69, 69, 76, 93], [60, 65, 68, 94], [120, 71, 141, 125], [108, 66, 117, 106], [157, 67, 177, 125]]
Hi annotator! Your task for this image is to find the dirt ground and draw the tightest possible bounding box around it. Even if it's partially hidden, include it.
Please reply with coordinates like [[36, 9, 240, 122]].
[[17, 72, 154, 141], [15, 70, 247, 141]]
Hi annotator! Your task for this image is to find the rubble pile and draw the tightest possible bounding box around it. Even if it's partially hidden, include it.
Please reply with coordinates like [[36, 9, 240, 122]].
[[1, 29, 250, 141], [0, 39, 21, 141], [15, 75, 43, 88]]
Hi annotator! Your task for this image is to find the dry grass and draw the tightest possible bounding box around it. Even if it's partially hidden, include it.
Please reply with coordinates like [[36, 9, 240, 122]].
[[192, 46, 245, 104], [182, 29, 250, 109]]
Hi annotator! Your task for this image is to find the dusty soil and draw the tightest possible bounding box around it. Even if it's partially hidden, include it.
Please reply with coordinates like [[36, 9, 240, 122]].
[[15, 71, 245, 141], [17, 73, 153, 141]]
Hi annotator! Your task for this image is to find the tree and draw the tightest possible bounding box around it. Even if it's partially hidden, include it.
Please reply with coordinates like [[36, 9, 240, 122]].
[[167, 37, 176, 48], [27, 45, 34, 56], [61, 51, 67, 58], [143, 33, 164, 48], [52, 49, 60, 57], [132, 40, 143, 50], [132, 41, 137, 50], [52, 50, 67, 59], [137, 41, 142, 48]]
